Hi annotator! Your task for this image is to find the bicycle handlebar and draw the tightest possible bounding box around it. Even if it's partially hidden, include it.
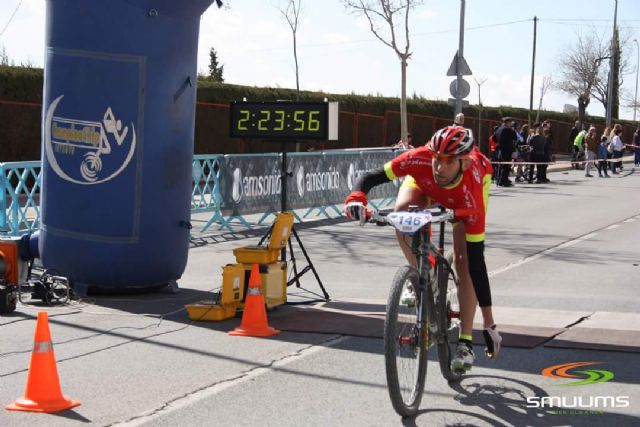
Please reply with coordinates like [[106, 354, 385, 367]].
[[368, 208, 456, 226]]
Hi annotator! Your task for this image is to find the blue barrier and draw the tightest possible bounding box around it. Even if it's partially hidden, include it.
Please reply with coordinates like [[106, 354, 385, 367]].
[[2, 150, 399, 236], [0, 161, 41, 236]]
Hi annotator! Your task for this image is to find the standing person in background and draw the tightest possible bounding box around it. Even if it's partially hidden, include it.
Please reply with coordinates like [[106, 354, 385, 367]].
[[541, 124, 553, 183], [393, 133, 414, 150], [573, 128, 587, 170], [601, 127, 612, 171], [569, 120, 581, 152], [633, 128, 640, 167], [528, 123, 546, 183], [583, 126, 598, 177], [515, 124, 530, 182], [612, 124, 624, 171], [610, 128, 624, 174], [597, 134, 610, 178], [496, 117, 516, 187]]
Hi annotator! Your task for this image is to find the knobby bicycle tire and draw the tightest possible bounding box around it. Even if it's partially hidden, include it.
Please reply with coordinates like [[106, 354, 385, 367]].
[[436, 250, 462, 382], [384, 265, 428, 417]]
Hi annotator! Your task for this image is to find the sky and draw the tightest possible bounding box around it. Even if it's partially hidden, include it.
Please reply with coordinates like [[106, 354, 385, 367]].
[[1, 0, 640, 120]]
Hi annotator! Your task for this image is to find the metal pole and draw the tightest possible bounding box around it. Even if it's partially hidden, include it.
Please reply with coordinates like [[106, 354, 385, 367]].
[[455, 0, 466, 115], [633, 39, 639, 123], [474, 76, 487, 154], [606, 0, 618, 128], [528, 16, 537, 124]]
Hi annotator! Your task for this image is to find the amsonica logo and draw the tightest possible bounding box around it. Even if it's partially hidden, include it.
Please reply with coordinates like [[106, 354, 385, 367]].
[[541, 362, 615, 387]]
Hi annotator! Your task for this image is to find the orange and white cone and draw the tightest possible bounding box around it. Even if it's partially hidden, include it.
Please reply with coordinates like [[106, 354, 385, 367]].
[[229, 264, 280, 337], [6, 311, 80, 413]]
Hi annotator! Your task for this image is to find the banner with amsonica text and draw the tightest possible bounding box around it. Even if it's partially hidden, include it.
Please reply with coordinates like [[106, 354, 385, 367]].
[[217, 150, 401, 215]]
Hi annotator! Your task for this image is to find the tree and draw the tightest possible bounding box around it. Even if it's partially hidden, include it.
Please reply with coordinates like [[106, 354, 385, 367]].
[[0, 44, 9, 66], [535, 74, 554, 123], [591, 29, 633, 121], [278, 0, 302, 95], [556, 32, 608, 124], [343, 0, 423, 144], [208, 47, 224, 82]]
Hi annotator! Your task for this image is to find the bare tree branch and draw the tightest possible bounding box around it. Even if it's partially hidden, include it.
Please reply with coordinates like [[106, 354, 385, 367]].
[[278, 0, 303, 94], [342, 0, 423, 143]]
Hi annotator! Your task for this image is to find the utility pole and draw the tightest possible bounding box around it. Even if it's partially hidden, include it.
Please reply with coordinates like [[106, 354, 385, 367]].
[[474, 76, 487, 154], [633, 38, 639, 123], [606, 0, 618, 128], [455, 0, 466, 115], [528, 16, 537, 124]]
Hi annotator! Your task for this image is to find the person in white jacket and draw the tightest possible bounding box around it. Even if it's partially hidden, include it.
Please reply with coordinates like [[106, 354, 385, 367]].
[[610, 128, 624, 174]]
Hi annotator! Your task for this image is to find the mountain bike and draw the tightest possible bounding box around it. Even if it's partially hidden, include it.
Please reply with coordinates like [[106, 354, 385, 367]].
[[368, 206, 462, 416]]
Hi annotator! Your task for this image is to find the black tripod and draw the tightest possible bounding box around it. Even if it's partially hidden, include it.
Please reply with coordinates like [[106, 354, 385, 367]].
[[258, 142, 329, 303]]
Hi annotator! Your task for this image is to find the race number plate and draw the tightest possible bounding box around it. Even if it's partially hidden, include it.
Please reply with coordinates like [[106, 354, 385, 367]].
[[387, 211, 432, 234]]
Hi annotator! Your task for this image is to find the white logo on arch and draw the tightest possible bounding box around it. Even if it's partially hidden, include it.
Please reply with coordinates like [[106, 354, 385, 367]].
[[44, 95, 137, 185]]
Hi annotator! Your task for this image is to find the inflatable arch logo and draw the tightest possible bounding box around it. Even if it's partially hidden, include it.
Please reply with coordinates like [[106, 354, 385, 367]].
[[45, 95, 137, 185]]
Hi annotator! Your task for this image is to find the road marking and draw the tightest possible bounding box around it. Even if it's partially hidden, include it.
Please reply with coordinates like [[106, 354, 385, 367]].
[[489, 232, 597, 277], [111, 335, 348, 427]]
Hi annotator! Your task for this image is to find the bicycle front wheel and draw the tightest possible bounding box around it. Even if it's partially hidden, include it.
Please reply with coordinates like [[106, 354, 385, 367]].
[[384, 265, 429, 417]]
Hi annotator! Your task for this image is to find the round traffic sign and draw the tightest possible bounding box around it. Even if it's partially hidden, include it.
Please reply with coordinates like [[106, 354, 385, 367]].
[[449, 78, 470, 99]]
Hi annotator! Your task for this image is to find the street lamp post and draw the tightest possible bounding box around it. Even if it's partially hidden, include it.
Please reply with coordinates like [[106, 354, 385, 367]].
[[606, 0, 618, 128], [633, 39, 639, 123], [474, 76, 487, 154]]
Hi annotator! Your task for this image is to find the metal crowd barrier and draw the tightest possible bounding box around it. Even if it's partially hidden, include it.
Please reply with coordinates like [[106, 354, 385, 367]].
[[2, 150, 399, 236], [0, 161, 42, 235]]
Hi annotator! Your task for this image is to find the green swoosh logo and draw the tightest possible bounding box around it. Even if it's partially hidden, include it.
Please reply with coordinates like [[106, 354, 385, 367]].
[[560, 369, 615, 387]]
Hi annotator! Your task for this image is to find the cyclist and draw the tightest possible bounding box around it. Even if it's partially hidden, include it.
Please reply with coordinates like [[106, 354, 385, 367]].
[[343, 125, 501, 372]]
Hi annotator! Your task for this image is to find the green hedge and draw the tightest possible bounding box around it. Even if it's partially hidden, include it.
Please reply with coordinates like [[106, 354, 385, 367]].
[[1, 65, 631, 126], [1, 66, 636, 161]]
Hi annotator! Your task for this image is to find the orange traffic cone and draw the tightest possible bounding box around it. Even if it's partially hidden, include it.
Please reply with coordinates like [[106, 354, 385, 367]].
[[6, 311, 80, 413], [229, 264, 280, 337]]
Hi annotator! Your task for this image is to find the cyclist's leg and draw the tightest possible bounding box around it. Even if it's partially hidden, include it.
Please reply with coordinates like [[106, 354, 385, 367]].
[[451, 222, 477, 338], [394, 177, 429, 268]]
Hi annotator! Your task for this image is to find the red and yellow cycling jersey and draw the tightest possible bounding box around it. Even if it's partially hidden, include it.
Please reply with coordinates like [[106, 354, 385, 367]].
[[384, 146, 493, 242]]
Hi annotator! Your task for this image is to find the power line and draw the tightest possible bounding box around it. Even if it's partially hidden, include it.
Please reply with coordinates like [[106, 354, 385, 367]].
[[0, 0, 23, 39]]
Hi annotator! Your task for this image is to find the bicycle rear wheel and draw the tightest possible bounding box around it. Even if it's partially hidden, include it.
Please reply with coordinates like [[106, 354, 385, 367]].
[[436, 250, 462, 382], [384, 266, 429, 416]]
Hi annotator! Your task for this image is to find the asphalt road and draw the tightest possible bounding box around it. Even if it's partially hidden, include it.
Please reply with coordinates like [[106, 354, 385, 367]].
[[1, 164, 639, 427]]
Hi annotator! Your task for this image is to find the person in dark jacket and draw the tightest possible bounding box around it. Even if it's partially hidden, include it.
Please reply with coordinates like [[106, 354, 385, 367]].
[[496, 117, 516, 187], [528, 123, 548, 183]]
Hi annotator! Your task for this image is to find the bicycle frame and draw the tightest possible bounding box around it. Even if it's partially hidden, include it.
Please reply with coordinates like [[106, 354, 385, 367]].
[[385, 206, 458, 345]]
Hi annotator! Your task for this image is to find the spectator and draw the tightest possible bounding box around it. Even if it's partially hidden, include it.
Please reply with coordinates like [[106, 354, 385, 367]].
[[515, 124, 530, 182], [528, 123, 547, 183], [634, 128, 640, 166], [454, 113, 465, 126], [612, 124, 624, 171], [610, 127, 624, 174], [393, 133, 414, 150], [596, 134, 610, 178], [496, 117, 516, 187], [569, 120, 581, 153], [541, 124, 553, 183], [583, 126, 598, 177], [572, 128, 587, 170]]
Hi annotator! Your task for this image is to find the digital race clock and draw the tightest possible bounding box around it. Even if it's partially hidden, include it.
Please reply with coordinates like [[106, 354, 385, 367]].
[[229, 101, 338, 140]]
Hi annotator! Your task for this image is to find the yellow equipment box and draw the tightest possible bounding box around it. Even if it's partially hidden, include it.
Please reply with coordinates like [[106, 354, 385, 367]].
[[236, 262, 287, 310], [233, 212, 294, 264], [221, 263, 245, 305], [185, 301, 236, 321]]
